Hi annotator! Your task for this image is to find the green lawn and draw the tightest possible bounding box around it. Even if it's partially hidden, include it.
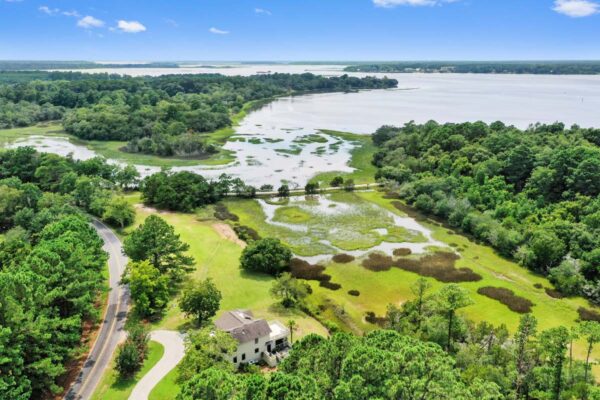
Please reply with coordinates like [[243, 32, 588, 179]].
[[309, 130, 377, 185], [91, 340, 164, 400], [149, 367, 179, 400], [124, 194, 327, 337]]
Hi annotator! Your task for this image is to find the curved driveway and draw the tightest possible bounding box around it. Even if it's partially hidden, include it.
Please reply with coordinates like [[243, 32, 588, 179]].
[[128, 330, 186, 400], [65, 219, 130, 400]]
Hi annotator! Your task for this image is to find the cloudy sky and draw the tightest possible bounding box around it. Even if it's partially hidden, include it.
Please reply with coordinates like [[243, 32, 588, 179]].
[[0, 0, 599, 60]]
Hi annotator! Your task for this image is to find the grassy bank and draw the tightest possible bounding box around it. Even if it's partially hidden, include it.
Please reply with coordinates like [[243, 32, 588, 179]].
[[309, 129, 377, 185], [91, 340, 164, 400], [221, 190, 600, 374], [0, 99, 272, 168]]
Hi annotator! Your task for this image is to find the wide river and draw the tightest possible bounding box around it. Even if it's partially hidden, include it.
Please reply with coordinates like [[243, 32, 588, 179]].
[[9, 64, 600, 186]]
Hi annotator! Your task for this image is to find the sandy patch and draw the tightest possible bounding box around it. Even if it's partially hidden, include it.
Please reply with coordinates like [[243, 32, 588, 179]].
[[212, 222, 246, 248], [134, 203, 173, 215]]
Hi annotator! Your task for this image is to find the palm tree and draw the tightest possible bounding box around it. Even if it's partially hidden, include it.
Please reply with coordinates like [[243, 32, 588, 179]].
[[288, 319, 298, 345]]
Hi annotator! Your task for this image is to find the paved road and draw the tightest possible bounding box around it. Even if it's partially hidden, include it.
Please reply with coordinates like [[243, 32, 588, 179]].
[[128, 330, 186, 400], [65, 219, 130, 400]]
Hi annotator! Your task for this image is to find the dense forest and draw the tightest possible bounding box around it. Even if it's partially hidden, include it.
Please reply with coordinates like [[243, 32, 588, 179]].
[[0, 72, 397, 157], [344, 61, 600, 75], [373, 121, 600, 303], [0, 148, 141, 399]]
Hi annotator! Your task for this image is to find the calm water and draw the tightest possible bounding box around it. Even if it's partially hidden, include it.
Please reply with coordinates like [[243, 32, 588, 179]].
[[9, 65, 600, 186]]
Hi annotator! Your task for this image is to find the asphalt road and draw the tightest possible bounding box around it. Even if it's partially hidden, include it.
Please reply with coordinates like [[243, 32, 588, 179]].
[[65, 219, 130, 400]]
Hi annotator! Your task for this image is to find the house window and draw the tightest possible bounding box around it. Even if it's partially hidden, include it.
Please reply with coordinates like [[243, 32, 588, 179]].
[[242, 353, 246, 361], [255, 338, 259, 344], [233, 356, 237, 363], [255, 348, 259, 353]]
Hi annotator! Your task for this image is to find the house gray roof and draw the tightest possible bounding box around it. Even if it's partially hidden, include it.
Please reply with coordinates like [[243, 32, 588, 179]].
[[215, 310, 272, 344]]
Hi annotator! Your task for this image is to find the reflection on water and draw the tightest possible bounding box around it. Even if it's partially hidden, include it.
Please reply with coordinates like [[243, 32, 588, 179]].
[[8, 65, 600, 186], [8, 127, 357, 187], [257, 193, 447, 264]]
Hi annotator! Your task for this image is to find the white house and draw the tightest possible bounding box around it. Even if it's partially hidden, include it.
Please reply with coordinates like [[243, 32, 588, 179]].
[[215, 310, 290, 368]]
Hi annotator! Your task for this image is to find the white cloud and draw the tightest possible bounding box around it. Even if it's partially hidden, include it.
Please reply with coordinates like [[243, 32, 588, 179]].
[[165, 18, 179, 28], [77, 15, 105, 29], [62, 10, 81, 18], [373, 0, 457, 6], [39, 5, 59, 15], [209, 27, 229, 34], [553, 0, 599, 17], [116, 20, 147, 33], [255, 8, 272, 15]]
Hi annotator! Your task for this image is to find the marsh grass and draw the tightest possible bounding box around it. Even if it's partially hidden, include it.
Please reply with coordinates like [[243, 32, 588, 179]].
[[332, 254, 355, 263], [578, 307, 600, 322], [393, 248, 412, 256], [545, 287, 565, 299], [477, 286, 534, 313], [361, 251, 482, 283]]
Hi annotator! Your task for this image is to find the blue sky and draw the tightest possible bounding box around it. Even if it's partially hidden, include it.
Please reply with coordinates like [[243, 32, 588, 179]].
[[0, 0, 599, 61]]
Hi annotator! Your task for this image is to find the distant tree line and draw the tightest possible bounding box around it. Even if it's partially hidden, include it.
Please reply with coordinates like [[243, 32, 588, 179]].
[[373, 121, 600, 303], [345, 61, 600, 75], [0, 72, 397, 158]]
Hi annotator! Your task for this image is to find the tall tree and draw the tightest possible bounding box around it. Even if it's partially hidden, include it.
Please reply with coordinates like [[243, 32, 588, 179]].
[[123, 215, 194, 280], [514, 314, 537, 400], [178, 278, 222, 326], [437, 284, 473, 351], [540, 326, 570, 400], [579, 321, 600, 385], [121, 260, 171, 317]]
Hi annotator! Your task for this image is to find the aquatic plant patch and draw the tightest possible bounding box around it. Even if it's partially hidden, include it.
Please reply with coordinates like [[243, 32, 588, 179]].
[[233, 225, 261, 242], [332, 253, 355, 263], [477, 286, 534, 313], [214, 203, 239, 221], [393, 248, 412, 257], [360, 251, 482, 283], [578, 307, 600, 322], [545, 287, 565, 299], [365, 311, 387, 327]]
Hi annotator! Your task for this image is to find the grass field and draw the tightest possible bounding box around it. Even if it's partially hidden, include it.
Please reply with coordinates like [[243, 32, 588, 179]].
[[124, 194, 327, 337], [91, 340, 164, 400], [309, 130, 377, 185], [148, 367, 178, 400], [222, 190, 600, 373]]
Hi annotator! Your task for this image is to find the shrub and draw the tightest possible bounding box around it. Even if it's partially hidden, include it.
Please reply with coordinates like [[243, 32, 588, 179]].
[[332, 253, 355, 263], [115, 341, 141, 378], [330, 176, 344, 187], [477, 287, 534, 313], [348, 290, 360, 297], [393, 248, 412, 257], [365, 311, 387, 327], [305, 182, 319, 195], [233, 225, 261, 242], [214, 204, 238, 221], [240, 238, 292, 275], [545, 287, 565, 299], [319, 281, 341, 291], [578, 307, 600, 322]]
